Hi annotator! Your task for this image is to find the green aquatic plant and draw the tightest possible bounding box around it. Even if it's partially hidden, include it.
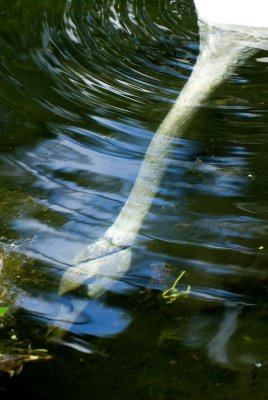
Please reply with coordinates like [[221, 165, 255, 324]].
[[162, 271, 191, 303], [0, 307, 8, 317], [0, 251, 52, 377]]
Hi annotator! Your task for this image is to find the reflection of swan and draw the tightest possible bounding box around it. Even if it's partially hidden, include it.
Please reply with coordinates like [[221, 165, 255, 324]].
[[59, 1, 268, 298]]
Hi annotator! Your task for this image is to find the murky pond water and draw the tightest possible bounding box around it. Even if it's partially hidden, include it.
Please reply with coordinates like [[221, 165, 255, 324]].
[[1, 0, 268, 399]]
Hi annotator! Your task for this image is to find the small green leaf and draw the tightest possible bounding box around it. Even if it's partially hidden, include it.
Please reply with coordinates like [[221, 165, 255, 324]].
[[0, 306, 8, 317]]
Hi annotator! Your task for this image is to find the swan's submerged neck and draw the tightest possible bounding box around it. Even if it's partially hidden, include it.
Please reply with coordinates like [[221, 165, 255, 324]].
[[60, 6, 268, 299], [104, 21, 257, 245], [199, 21, 268, 51]]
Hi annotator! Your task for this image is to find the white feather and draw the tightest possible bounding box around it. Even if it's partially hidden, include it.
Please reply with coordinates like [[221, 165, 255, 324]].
[[194, 0, 268, 28]]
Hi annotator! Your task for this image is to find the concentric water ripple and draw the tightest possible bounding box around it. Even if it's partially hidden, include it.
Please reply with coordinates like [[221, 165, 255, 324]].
[[1, 0, 197, 124]]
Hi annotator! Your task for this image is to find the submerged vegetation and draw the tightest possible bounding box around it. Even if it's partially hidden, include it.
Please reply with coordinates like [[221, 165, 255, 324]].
[[162, 271, 191, 303], [0, 252, 52, 377], [0, 219, 52, 377]]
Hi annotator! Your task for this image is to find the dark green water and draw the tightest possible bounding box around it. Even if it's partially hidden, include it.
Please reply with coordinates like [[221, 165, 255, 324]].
[[1, 0, 268, 399]]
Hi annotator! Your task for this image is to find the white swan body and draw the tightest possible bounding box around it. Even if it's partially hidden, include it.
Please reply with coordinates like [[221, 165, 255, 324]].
[[59, 1, 268, 298], [194, 0, 268, 28]]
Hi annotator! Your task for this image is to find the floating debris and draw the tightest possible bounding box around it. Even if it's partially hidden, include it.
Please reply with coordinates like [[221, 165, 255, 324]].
[[0, 351, 52, 377]]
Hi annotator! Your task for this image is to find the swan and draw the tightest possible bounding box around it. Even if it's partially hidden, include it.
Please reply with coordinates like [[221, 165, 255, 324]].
[[194, 0, 268, 28], [58, 0, 268, 298]]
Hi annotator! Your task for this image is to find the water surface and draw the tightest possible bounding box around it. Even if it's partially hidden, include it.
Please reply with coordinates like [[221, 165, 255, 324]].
[[0, 1, 268, 399]]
